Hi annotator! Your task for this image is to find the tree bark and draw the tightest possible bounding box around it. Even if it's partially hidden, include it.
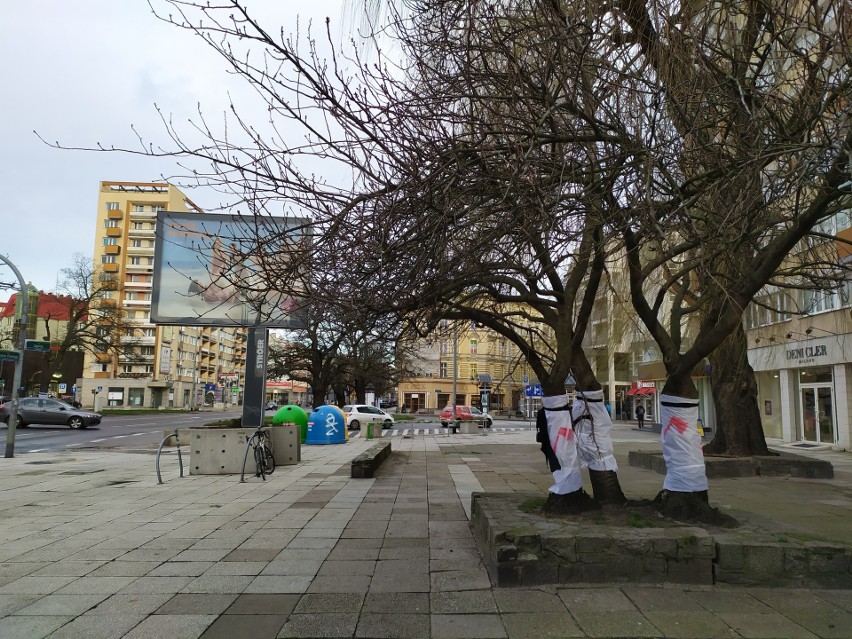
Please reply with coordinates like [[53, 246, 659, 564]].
[[704, 323, 771, 456]]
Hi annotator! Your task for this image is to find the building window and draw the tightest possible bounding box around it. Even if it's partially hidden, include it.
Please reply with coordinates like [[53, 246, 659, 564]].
[[129, 257, 141, 265], [131, 239, 142, 248], [101, 255, 116, 264], [106, 202, 120, 211], [104, 219, 119, 228], [122, 365, 134, 373], [107, 386, 124, 407], [128, 388, 145, 407], [132, 204, 145, 212], [103, 237, 118, 245], [469, 339, 478, 355], [440, 362, 448, 378], [470, 363, 478, 379]]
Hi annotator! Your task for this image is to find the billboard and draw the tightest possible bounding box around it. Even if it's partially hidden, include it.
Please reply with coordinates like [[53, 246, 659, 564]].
[[152, 212, 309, 327]]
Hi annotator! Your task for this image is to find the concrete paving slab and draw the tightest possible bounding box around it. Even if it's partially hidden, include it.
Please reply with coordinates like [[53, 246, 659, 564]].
[[279, 612, 359, 638], [0, 614, 73, 639], [431, 612, 508, 639], [155, 593, 237, 615], [121, 613, 217, 639], [355, 612, 431, 639], [431, 591, 497, 614], [294, 592, 365, 613], [198, 613, 287, 639], [46, 612, 146, 639], [571, 610, 662, 638], [500, 611, 584, 638], [15, 593, 109, 617]]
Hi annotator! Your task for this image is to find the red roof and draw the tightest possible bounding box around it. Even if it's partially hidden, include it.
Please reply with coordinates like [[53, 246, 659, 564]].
[[0, 291, 82, 322]]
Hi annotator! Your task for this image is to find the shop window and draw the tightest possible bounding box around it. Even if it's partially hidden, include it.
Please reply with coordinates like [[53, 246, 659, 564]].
[[128, 388, 145, 407], [107, 387, 124, 407]]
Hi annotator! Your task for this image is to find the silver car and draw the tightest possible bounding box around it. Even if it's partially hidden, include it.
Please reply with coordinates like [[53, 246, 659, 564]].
[[0, 397, 102, 429]]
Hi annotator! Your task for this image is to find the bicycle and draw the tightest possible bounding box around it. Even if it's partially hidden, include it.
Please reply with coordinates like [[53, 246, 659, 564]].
[[249, 427, 275, 480]]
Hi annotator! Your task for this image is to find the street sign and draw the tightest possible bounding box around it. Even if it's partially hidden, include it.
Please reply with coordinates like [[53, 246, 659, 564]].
[[522, 375, 529, 383], [524, 384, 543, 397], [58, 383, 67, 392], [0, 349, 20, 361], [25, 340, 50, 352], [97, 386, 103, 392], [72, 385, 77, 393]]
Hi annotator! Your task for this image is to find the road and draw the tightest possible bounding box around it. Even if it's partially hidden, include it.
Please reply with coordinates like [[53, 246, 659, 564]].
[[2, 409, 244, 455], [1, 412, 539, 455]]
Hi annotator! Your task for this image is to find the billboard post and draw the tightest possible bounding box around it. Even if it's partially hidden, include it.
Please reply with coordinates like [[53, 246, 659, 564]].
[[242, 326, 267, 428]]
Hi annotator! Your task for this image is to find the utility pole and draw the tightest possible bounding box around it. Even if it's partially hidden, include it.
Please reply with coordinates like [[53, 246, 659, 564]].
[[1, 255, 28, 458]]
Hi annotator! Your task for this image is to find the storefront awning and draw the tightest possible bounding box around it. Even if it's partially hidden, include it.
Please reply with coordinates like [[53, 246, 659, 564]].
[[626, 387, 639, 396], [638, 387, 656, 395]]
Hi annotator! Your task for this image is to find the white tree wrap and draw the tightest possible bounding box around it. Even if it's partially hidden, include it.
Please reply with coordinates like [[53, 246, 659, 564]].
[[542, 394, 583, 494], [571, 389, 618, 471], [659, 393, 709, 492]]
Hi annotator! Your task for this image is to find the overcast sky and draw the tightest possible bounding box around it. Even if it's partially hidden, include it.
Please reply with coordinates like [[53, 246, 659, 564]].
[[0, 0, 353, 293]]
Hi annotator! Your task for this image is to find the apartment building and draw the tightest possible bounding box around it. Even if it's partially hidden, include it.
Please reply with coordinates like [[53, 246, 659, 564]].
[[397, 321, 528, 414], [745, 212, 852, 450], [77, 181, 247, 410]]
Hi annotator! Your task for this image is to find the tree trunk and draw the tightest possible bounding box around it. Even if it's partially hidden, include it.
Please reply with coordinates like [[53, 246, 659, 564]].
[[704, 323, 771, 456]]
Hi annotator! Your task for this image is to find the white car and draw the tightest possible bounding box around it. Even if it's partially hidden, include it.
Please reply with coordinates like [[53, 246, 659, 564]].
[[342, 404, 395, 430]]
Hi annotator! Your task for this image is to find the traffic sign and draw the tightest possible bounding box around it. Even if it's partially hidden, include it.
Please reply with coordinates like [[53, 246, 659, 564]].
[[522, 375, 529, 384], [25, 340, 51, 352], [58, 383, 67, 392], [0, 349, 20, 361], [97, 386, 103, 392], [525, 384, 543, 397]]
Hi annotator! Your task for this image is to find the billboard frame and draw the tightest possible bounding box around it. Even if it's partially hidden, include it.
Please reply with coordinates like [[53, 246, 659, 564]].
[[151, 211, 309, 328]]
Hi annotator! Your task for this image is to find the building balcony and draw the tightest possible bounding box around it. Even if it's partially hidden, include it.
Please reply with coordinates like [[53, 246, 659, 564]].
[[125, 263, 153, 272], [124, 280, 152, 289], [107, 209, 124, 219], [121, 335, 156, 345], [105, 227, 122, 237], [122, 299, 152, 307], [127, 245, 155, 255], [128, 227, 156, 237], [104, 245, 121, 255], [102, 263, 119, 273], [129, 209, 158, 220]]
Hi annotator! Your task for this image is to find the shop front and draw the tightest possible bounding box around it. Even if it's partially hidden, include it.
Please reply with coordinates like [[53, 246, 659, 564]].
[[749, 334, 851, 450]]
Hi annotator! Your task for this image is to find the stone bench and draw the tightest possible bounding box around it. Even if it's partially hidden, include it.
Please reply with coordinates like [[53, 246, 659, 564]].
[[351, 441, 392, 478]]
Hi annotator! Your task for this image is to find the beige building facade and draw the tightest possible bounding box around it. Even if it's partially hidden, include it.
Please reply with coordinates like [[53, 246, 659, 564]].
[[78, 181, 247, 410]]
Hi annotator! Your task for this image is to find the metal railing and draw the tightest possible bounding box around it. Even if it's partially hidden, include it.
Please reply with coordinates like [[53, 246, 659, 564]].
[[156, 429, 184, 484]]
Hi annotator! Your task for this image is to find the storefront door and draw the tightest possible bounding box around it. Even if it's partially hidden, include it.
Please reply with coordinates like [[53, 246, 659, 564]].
[[800, 385, 835, 444]]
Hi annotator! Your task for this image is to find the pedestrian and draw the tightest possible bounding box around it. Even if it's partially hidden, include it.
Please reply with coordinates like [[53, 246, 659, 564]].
[[635, 404, 645, 429]]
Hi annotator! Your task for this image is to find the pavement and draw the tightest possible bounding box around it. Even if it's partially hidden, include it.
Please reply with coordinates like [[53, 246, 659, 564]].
[[0, 422, 850, 639]]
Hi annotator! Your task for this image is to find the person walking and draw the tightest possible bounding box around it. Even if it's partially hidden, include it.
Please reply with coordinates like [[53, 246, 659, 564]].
[[635, 404, 645, 429]]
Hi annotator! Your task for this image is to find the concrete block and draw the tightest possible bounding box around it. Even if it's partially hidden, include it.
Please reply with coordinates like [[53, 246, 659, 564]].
[[270, 425, 300, 465], [189, 426, 268, 475]]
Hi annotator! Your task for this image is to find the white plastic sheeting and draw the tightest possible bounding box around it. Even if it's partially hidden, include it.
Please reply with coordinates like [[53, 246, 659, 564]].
[[542, 394, 583, 494], [659, 393, 709, 492], [571, 389, 618, 471]]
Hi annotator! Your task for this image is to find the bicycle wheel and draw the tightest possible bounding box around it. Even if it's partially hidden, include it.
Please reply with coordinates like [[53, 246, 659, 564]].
[[261, 443, 275, 475], [254, 443, 267, 480]]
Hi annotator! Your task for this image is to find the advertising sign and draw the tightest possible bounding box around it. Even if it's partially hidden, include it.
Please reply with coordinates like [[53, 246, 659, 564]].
[[152, 212, 310, 327]]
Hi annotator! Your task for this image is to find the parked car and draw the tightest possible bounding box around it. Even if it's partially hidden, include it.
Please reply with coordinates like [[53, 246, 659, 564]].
[[439, 405, 493, 428], [378, 398, 398, 409], [0, 397, 102, 429], [265, 401, 278, 411], [342, 404, 395, 430]]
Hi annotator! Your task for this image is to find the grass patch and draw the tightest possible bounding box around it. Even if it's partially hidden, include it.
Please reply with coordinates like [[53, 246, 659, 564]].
[[100, 409, 198, 416], [626, 510, 658, 528], [518, 498, 546, 513]]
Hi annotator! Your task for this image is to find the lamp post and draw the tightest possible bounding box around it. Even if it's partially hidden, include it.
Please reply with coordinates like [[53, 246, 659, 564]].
[[1, 255, 27, 458], [451, 321, 458, 433]]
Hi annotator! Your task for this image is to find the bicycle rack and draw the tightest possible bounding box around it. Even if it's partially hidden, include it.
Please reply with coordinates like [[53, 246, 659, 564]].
[[156, 429, 184, 485], [240, 428, 266, 483]]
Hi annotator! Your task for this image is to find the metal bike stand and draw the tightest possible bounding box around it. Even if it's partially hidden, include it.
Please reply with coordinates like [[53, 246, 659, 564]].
[[240, 429, 265, 482], [155, 429, 184, 485]]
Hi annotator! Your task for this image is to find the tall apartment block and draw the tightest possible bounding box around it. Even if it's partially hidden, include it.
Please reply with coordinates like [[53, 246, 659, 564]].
[[77, 181, 247, 410]]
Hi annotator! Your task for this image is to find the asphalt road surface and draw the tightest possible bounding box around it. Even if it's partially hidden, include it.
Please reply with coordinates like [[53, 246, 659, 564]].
[[1, 411, 541, 455], [2, 409, 245, 455]]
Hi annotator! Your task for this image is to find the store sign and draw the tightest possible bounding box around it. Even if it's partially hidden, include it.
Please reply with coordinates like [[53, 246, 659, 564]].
[[786, 344, 828, 365]]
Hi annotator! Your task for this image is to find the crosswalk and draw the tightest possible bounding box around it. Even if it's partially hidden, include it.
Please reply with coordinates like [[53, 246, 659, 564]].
[[349, 426, 533, 438]]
